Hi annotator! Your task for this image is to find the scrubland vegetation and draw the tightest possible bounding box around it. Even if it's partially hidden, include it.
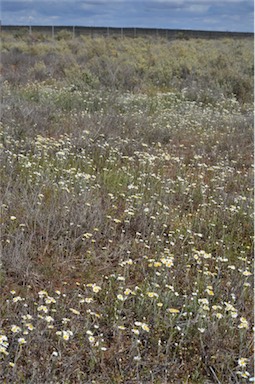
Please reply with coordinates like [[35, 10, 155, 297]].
[[0, 32, 254, 383]]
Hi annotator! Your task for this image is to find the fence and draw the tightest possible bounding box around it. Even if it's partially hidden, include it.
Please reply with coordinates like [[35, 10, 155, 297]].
[[1, 25, 253, 40]]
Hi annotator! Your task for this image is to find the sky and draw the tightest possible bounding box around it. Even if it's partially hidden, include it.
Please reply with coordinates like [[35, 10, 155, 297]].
[[1, 0, 254, 32]]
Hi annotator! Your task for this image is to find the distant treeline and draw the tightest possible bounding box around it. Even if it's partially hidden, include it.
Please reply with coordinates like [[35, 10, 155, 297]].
[[1, 25, 253, 40]]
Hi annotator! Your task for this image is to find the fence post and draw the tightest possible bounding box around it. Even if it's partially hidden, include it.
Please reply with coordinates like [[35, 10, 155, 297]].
[[52, 25, 55, 39], [107, 26, 109, 37], [134, 27, 136, 37], [29, 17, 32, 35], [73, 25, 75, 39], [121, 27, 123, 38]]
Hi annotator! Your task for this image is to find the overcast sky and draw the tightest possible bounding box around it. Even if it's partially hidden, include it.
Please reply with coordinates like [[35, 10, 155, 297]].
[[1, 0, 254, 32]]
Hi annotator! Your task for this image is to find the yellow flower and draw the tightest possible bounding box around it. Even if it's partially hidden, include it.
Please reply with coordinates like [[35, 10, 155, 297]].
[[141, 323, 150, 332], [168, 308, 180, 314], [11, 325, 21, 333], [224, 302, 237, 312], [37, 305, 48, 313], [88, 336, 95, 344], [238, 317, 249, 329], [153, 262, 162, 267], [205, 286, 214, 296], [237, 371, 251, 378], [26, 323, 35, 330], [13, 296, 22, 303], [242, 270, 252, 276], [147, 292, 159, 298], [45, 316, 54, 323], [92, 285, 101, 293], [62, 318, 70, 324], [62, 333, 70, 341], [85, 297, 93, 303], [161, 258, 174, 268], [212, 305, 222, 310], [69, 308, 80, 315], [83, 233, 93, 239], [45, 296, 56, 304], [62, 330, 73, 341], [38, 290, 48, 296], [0, 347, 9, 355], [238, 358, 249, 367]]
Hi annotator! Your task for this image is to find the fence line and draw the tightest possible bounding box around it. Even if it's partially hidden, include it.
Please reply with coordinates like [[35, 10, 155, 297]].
[[1, 25, 253, 40]]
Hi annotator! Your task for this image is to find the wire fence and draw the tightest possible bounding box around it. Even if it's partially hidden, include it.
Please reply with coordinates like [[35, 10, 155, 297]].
[[1, 24, 253, 40]]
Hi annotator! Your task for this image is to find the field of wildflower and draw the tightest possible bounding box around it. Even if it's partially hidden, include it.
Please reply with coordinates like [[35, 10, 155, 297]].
[[0, 32, 254, 383]]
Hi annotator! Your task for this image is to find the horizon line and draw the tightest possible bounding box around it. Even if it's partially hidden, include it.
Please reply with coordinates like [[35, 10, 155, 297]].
[[1, 24, 253, 34]]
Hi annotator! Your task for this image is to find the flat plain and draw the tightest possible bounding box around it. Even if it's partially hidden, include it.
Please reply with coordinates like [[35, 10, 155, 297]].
[[0, 32, 254, 383]]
